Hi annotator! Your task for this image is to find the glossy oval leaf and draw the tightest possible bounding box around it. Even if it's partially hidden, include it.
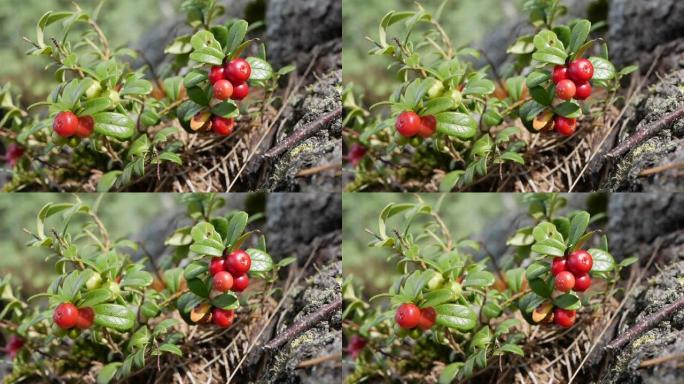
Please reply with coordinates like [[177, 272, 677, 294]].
[[435, 112, 477, 140], [435, 304, 477, 331], [93, 304, 135, 331], [93, 112, 135, 140]]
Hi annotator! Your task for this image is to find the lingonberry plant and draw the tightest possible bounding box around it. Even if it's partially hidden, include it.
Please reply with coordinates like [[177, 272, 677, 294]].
[[0, 194, 291, 383], [343, 0, 637, 191], [343, 194, 636, 383], [0, 0, 292, 192]]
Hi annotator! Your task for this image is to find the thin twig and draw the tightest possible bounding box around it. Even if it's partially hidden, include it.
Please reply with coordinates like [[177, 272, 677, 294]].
[[606, 106, 684, 159], [263, 107, 342, 159], [605, 297, 684, 351], [296, 353, 343, 368], [639, 352, 684, 368], [638, 160, 684, 176], [262, 298, 342, 351]]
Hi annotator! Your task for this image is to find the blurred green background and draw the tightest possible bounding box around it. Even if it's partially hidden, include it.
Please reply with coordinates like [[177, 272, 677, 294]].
[[0, 194, 174, 298], [342, 0, 527, 105], [343, 193, 519, 297], [0, 0, 184, 105]]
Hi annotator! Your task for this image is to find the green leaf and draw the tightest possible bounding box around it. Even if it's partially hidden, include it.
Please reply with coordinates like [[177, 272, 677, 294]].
[[526, 71, 550, 88], [121, 271, 153, 288], [422, 289, 454, 307], [505, 268, 525, 292], [189, 31, 224, 65], [553, 293, 581, 310], [93, 304, 135, 331], [567, 211, 590, 248], [97, 362, 122, 384], [568, 20, 591, 54], [463, 79, 495, 96], [525, 262, 549, 280], [128, 135, 150, 158], [495, 319, 520, 336], [163, 77, 183, 101], [159, 343, 182, 356], [439, 362, 464, 384], [183, 70, 207, 89], [225, 212, 248, 246], [159, 152, 182, 165], [422, 97, 455, 115], [164, 35, 192, 54], [211, 292, 239, 310], [163, 268, 183, 293], [589, 57, 616, 81], [435, 112, 477, 140], [153, 319, 179, 335], [81, 97, 112, 116], [122, 79, 153, 96], [500, 343, 524, 356], [211, 101, 238, 118], [128, 326, 150, 350], [554, 101, 582, 118], [501, 152, 525, 165], [245, 57, 273, 81], [434, 304, 477, 331], [225, 20, 248, 54], [532, 239, 566, 256], [246, 248, 273, 273], [183, 262, 207, 280], [60, 270, 88, 302], [93, 112, 135, 140], [463, 271, 495, 287], [471, 326, 492, 349], [528, 277, 553, 298], [588, 248, 615, 273], [439, 170, 464, 192], [187, 278, 210, 298], [619, 256, 638, 268], [79, 288, 112, 307]]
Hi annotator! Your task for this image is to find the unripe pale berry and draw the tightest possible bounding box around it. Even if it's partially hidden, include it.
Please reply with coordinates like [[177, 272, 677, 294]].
[[553, 307, 576, 328], [212, 308, 235, 328], [568, 59, 594, 83], [566, 250, 593, 275], [225, 250, 251, 276], [232, 274, 249, 292], [574, 82, 592, 100], [554, 116, 577, 137], [213, 79, 234, 100], [395, 303, 420, 329], [75, 307, 95, 330], [555, 79, 576, 100], [53, 303, 79, 329], [53, 111, 79, 138], [231, 82, 249, 100], [554, 271, 575, 292], [551, 257, 567, 276], [225, 58, 252, 84], [417, 307, 437, 330], [213, 271, 234, 292], [396, 111, 421, 138], [574, 274, 592, 292]]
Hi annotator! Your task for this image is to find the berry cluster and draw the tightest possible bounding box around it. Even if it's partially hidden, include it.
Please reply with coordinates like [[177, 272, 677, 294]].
[[551, 58, 595, 137], [52, 111, 94, 139], [203, 249, 252, 328], [549, 250, 594, 328], [52, 302, 95, 330], [395, 303, 437, 331], [206, 58, 252, 137], [395, 111, 437, 139]]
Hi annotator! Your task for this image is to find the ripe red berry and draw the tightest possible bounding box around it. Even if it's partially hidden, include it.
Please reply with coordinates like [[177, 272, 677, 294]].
[[417, 307, 437, 330], [232, 274, 249, 292], [347, 143, 367, 167], [213, 79, 234, 100], [225, 250, 251, 276], [347, 335, 367, 359], [566, 250, 593, 275], [213, 271, 234, 292], [418, 115, 437, 138], [553, 307, 576, 328], [574, 82, 592, 100], [395, 303, 421, 329], [75, 307, 95, 330], [7, 335, 24, 358], [6, 144, 24, 167], [231, 82, 249, 101], [53, 303, 79, 329], [551, 257, 567, 276], [75, 116, 94, 138], [210, 256, 226, 276], [574, 274, 592, 292], [212, 308, 235, 328], [212, 116, 235, 137], [53, 111, 79, 138], [208, 65, 226, 85], [554, 116, 577, 137], [568, 59, 594, 83], [555, 79, 576, 100], [554, 271, 575, 292], [225, 58, 252, 84], [395, 111, 421, 138], [552, 65, 568, 84]]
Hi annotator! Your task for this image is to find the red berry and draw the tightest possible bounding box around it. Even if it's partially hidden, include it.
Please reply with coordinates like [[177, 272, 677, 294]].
[[554, 271, 575, 292], [212, 116, 235, 137], [554, 116, 577, 137], [347, 335, 367, 359], [232, 274, 249, 292], [213, 79, 234, 100], [555, 79, 576, 100], [7, 335, 23, 358], [347, 143, 367, 167], [566, 250, 593, 275], [53, 303, 79, 329], [568, 59, 594, 83], [574, 274, 592, 292], [552, 65, 568, 84], [6, 144, 24, 167], [231, 82, 249, 101], [574, 82, 592, 100], [75, 307, 95, 330], [395, 111, 421, 138], [212, 308, 235, 328], [210, 256, 226, 276], [213, 271, 234, 292], [75, 116, 94, 138], [225, 250, 251, 276], [553, 307, 576, 328], [417, 307, 437, 330], [395, 303, 421, 329], [418, 115, 437, 138], [551, 257, 567, 276], [53, 111, 78, 138], [225, 58, 252, 84], [208, 66, 226, 85]]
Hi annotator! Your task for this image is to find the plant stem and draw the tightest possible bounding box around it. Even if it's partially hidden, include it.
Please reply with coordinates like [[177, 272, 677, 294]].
[[262, 298, 342, 351], [606, 105, 684, 159], [263, 107, 342, 159]]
